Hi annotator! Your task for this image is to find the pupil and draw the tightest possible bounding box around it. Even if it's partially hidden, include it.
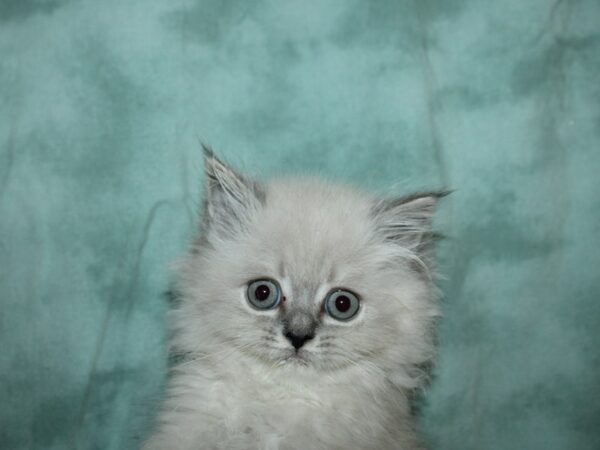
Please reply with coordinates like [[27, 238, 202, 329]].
[[255, 285, 271, 302], [335, 295, 351, 313]]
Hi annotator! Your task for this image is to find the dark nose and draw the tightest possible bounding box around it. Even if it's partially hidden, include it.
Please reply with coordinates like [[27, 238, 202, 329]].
[[284, 331, 314, 350]]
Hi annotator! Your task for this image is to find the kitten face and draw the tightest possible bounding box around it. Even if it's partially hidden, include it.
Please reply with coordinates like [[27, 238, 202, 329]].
[[175, 149, 443, 384]]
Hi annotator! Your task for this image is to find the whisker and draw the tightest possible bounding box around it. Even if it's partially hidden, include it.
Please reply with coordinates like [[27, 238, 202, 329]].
[[323, 351, 383, 377], [175, 342, 255, 368]]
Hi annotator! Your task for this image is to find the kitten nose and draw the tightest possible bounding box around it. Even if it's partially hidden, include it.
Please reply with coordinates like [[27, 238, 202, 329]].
[[284, 331, 314, 350]]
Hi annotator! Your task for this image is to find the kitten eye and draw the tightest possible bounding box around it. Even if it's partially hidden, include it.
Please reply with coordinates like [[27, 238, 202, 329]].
[[247, 279, 282, 310], [324, 289, 360, 321]]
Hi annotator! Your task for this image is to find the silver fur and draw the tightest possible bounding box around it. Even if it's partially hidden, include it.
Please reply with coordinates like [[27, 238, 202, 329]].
[[143, 149, 445, 450]]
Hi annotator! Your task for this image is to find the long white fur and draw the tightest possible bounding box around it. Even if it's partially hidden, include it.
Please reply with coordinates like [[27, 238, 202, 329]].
[[143, 152, 443, 450]]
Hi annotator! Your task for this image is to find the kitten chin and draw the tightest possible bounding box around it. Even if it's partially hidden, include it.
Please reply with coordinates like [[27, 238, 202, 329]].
[[143, 148, 445, 450]]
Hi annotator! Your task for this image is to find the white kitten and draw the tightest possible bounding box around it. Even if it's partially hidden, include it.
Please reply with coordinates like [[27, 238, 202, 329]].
[[143, 148, 446, 450]]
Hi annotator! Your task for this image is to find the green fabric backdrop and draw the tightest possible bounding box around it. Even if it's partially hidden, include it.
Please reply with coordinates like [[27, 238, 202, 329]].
[[1, 0, 599, 449]]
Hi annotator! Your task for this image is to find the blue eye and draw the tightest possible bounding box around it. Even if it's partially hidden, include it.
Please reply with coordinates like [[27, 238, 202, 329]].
[[324, 289, 360, 321], [247, 279, 281, 310]]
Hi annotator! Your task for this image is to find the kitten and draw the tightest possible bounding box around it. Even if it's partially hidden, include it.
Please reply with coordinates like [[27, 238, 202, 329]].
[[143, 148, 446, 450]]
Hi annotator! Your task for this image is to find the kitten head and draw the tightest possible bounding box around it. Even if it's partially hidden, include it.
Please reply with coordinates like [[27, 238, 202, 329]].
[[173, 148, 445, 388]]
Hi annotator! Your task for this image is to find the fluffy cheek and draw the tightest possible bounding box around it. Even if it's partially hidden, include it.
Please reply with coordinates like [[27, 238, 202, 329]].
[[321, 286, 421, 369], [217, 300, 285, 360], [178, 274, 267, 354], [310, 309, 383, 370], [214, 302, 273, 348], [349, 309, 400, 362]]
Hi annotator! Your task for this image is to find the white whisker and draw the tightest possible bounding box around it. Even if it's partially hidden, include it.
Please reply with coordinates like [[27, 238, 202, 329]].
[[175, 342, 255, 369]]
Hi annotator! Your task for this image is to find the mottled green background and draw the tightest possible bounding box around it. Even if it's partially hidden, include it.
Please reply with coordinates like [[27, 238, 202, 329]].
[[1, 0, 599, 449]]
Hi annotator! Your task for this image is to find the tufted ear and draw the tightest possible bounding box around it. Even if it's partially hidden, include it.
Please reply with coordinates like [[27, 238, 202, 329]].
[[372, 191, 449, 263], [201, 145, 265, 240]]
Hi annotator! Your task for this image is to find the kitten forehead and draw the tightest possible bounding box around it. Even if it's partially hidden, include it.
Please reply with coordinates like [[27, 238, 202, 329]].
[[252, 178, 376, 282], [265, 178, 374, 235]]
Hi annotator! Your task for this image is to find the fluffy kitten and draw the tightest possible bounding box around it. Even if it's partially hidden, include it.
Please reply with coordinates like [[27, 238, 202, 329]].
[[143, 148, 446, 450]]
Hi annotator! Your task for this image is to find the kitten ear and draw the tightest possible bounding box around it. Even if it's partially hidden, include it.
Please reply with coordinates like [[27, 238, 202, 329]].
[[201, 145, 265, 239], [372, 191, 449, 261]]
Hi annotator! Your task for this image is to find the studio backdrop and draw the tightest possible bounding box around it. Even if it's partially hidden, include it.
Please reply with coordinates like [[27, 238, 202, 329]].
[[1, 0, 599, 449]]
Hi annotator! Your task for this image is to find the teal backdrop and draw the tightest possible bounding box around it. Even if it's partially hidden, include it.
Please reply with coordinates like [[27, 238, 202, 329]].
[[1, 0, 599, 449]]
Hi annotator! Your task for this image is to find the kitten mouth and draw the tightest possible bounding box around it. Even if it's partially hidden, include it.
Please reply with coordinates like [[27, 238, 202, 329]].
[[281, 350, 311, 366]]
